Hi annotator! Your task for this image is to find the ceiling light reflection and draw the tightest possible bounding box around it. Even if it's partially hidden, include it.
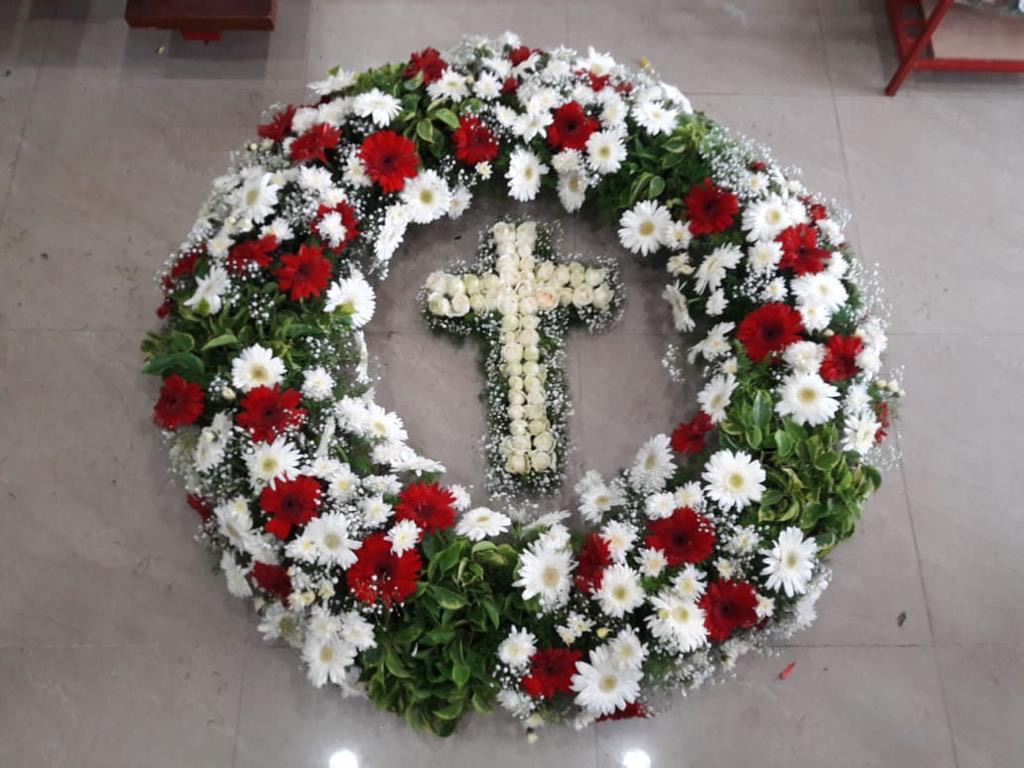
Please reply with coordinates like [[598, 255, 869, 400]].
[[329, 748, 359, 768], [622, 748, 652, 768]]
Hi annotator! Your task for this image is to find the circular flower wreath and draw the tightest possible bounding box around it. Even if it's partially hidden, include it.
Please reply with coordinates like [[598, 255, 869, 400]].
[[143, 34, 905, 737]]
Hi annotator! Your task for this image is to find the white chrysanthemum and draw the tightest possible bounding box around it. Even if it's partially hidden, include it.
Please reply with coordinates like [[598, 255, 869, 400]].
[[673, 563, 707, 600], [342, 152, 371, 188], [629, 433, 676, 492], [456, 507, 511, 541], [308, 69, 356, 96], [608, 629, 648, 669], [747, 240, 784, 274], [360, 495, 393, 527], [303, 633, 356, 688], [639, 547, 669, 578], [663, 283, 695, 332], [498, 626, 537, 671], [352, 88, 401, 126], [512, 110, 552, 141], [741, 196, 790, 242], [714, 557, 737, 580], [728, 525, 761, 555], [633, 99, 678, 135], [473, 71, 502, 99], [326, 462, 360, 502], [557, 169, 587, 212], [755, 593, 776, 619], [234, 171, 281, 224], [761, 526, 817, 597], [578, 478, 627, 523], [601, 520, 637, 562], [842, 411, 881, 455], [257, 602, 300, 645], [496, 688, 533, 718], [260, 216, 295, 241], [792, 272, 848, 314], [374, 203, 410, 264], [702, 449, 766, 511], [231, 344, 285, 392], [646, 591, 708, 653], [362, 402, 407, 445], [401, 170, 452, 223], [694, 244, 743, 294], [514, 544, 574, 609], [183, 264, 230, 315], [339, 610, 376, 651], [706, 288, 728, 316], [585, 130, 626, 174], [618, 200, 671, 256], [214, 496, 259, 549], [449, 185, 472, 219], [246, 436, 301, 489], [221, 551, 252, 598], [193, 411, 231, 472], [448, 484, 471, 511], [697, 373, 737, 424], [307, 513, 361, 568], [665, 220, 693, 252], [325, 272, 376, 328], [644, 492, 676, 520], [557, 612, 594, 645], [386, 519, 420, 556], [763, 276, 788, 303], [301, 366, 335, 401], [844, 382, 871, 414], [571, 646, 642, 717], [776, 372, 840, 426], [783, 341, 825, 375], [426, 69, 469, 101], [675, 481, 704, 510], [506, 148, 548, 201], [596, 564, 644, 618]]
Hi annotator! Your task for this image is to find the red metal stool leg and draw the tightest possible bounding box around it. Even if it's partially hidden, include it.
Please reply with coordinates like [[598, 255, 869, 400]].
[[885, 0, 955, 95]]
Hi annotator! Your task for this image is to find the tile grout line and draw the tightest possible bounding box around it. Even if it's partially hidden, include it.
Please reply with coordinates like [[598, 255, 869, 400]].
[[230, 642, 249, 768]]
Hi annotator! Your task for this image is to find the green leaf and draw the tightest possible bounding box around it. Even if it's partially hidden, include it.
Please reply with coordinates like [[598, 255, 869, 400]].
[[433, 701, 464, 721], [201, 333, 239, 351], [433, 540, 465, 574], [451, 663, 471, 687], [142, 352, 204, 377], [752, 390, 773, 430], [428, 585, 466, 610], [416, 119, 435, 143], [647, 175, 666, 199], [433, 107, 460, 130], [814, 452, 842, 472], [773, 429, 795, 458], [383, 647, 412, 678], [479, 596, 500, 629]]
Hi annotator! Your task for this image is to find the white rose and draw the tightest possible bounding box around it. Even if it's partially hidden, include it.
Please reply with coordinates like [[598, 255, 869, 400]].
[[482, 273, 502, 292], [558, 286, 574, 306], [593, 284, 613, 310], [524, 403, 546, 420], [428, 293, 451, 316], [518, 329, 540, 347], [533, 431, 555, 452], [450, 293, 471, 316], [469, 294, 487, 314], [519, 297, 538, 315], [507, 404, 525, 420], [500, 296, 519, 315], [520, 315, 540, 331], [509, 419, 529, 436], [517, 221, 537, 242], [504, 361, 523, 377], [446, 275, 466, 296], [585, 267, 607, 287], [516, 282, 534, 298], [493, 221, 515, 245], [535, 288, 559, 311], [528, 419, 548, 436], [523, 346, 540, 362], [523, 375, 542, 393], [568, 262, 586, 286], [507, 453, 528, 474], [526, 387, 544, 404], [515, 240, 535, 259], [502, 343, 523, 363], [530, 450, 553, 472], [508, 375, 524, 391], [510, 435, 531, 452], [501, 313, 521, 331], [463, 273, 482, 295], [537, 262, 556, 281], [572, 286, 594, 307], [484, 291, 502, 311], [507, 389, 526, 406], [523, 361, 541, 377], [425, 271, 449, 294], [553, 264, 571, 286]]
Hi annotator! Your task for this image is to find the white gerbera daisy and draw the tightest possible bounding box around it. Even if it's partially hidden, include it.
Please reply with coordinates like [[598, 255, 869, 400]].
[[260, 216, 295, 241], [694, 244, 743, 294], [741, 196, 791, 242], [782, 341, 825, 375], [362, 402, 407, 445], [214, 496, 259, 549], [697, 373, 737, 424], [352, 88, 401, 127], [386, 519, 420, 556], [775, 372, 840, 426], [220, 551, 252, 598], [307, 513, 361, 568], [514, 544, 574, 609], [301, 366, 335, 401], [629, 433, 676, 492], [644, 492, 676, 520], [646, 591, 708, 653], [608, 629, 648, 669], [665, 221, 693, 252], [498, 626, 537, 670], [456, 507, 511, 541], [761, 526, 817, 597], [234, 171, 281, 224], [578, 478, 627, 522], [618, 200, 671, 256], [183, 265, 230, 315], [426, 70, 469, 102], [792, 272, 848, 314], [506, 148, 548, 201], [675, 481, 704, 510], [303, 633, 356, 688], [842, 411, 881, 455], [596, 564, 644, 618], [448, 185, 472, 219], [585, 130, 627, 174], [324, 272, 376, 328], [601, 521, 637, 562], [246, 436, 301, 489], [360, 495, 393, 527], [673, 563, 707, 600], [339, 610, 376, 651], [571, 646, 642, 717], [473, 71, 502, 99], [747, 240, 784, 274], [557, 169, 588, 212], [702, 449, 766, 511], [663, 283, 695, 332], [639, 547, 668, 578], [231, 344, 284, 392], [401, 170, 451, 223], [687, 321, 736, 363], [326, 462, 359, 502], [633, 99, 678, 135], [308, 69, 356, 96], [342, 152, 371, 188]]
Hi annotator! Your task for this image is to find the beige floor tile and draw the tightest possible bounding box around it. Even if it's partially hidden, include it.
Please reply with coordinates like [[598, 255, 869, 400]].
[[937, 643, 1024, 768], [0, 331, 255, 645], [891, 334, 1024, 645], [0, 643, 242, 768], [234, 643, 597, 768], [596, 645, 957, 768]]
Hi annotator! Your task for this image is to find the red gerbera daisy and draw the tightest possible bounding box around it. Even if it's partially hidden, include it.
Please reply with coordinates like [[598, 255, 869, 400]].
[[259, 475, 322, 540], [226, 234, 278, 274], [359, 130, 420, 193], [671, 411, 714, 454], [289, 122, 341, 164], [808, 202, 828, 221], [312, 201, 359, 253], [546, 101, 599, 151], [258, 104, 296, 143], [575, 533, 612, 593], [252, 561, 292, 600], [274, 243, 332, 301], [451, 116, 498, 165], [820, 334, 863, 382], [153, 374, 204, 430], [156, 298, 173, 318], [875, 400, 890, 444], [236, 385, 307, 442], [586, 72, 611, 92], [404, 47, 448, 83], [776, 223, 830, 275], [346, 532, 422, 606], [597, 701, 649, 722], [187, 494, 213, 522], [501, 76, 519, 94], [521, 648, 582, 700], [508, 45, 534, 66], [170, 249, 201, 279], [684, 178, 739, 236], [645, 507, 715, 567], [736, 303, 805, 363], [699, 580, 759, 642], [394, 482, 456, 533]]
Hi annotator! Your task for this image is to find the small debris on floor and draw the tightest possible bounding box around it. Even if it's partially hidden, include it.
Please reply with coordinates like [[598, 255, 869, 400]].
[[778, 661, 796, 680], [897, 611, 907, 627]]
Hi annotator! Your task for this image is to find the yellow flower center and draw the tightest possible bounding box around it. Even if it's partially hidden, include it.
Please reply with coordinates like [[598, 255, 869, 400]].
[[542, 566, 560, 588], [639, 220, 655, 237]]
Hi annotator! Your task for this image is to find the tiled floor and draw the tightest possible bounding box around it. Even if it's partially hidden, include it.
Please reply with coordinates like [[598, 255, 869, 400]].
[[1, 1, 1021, 766]]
